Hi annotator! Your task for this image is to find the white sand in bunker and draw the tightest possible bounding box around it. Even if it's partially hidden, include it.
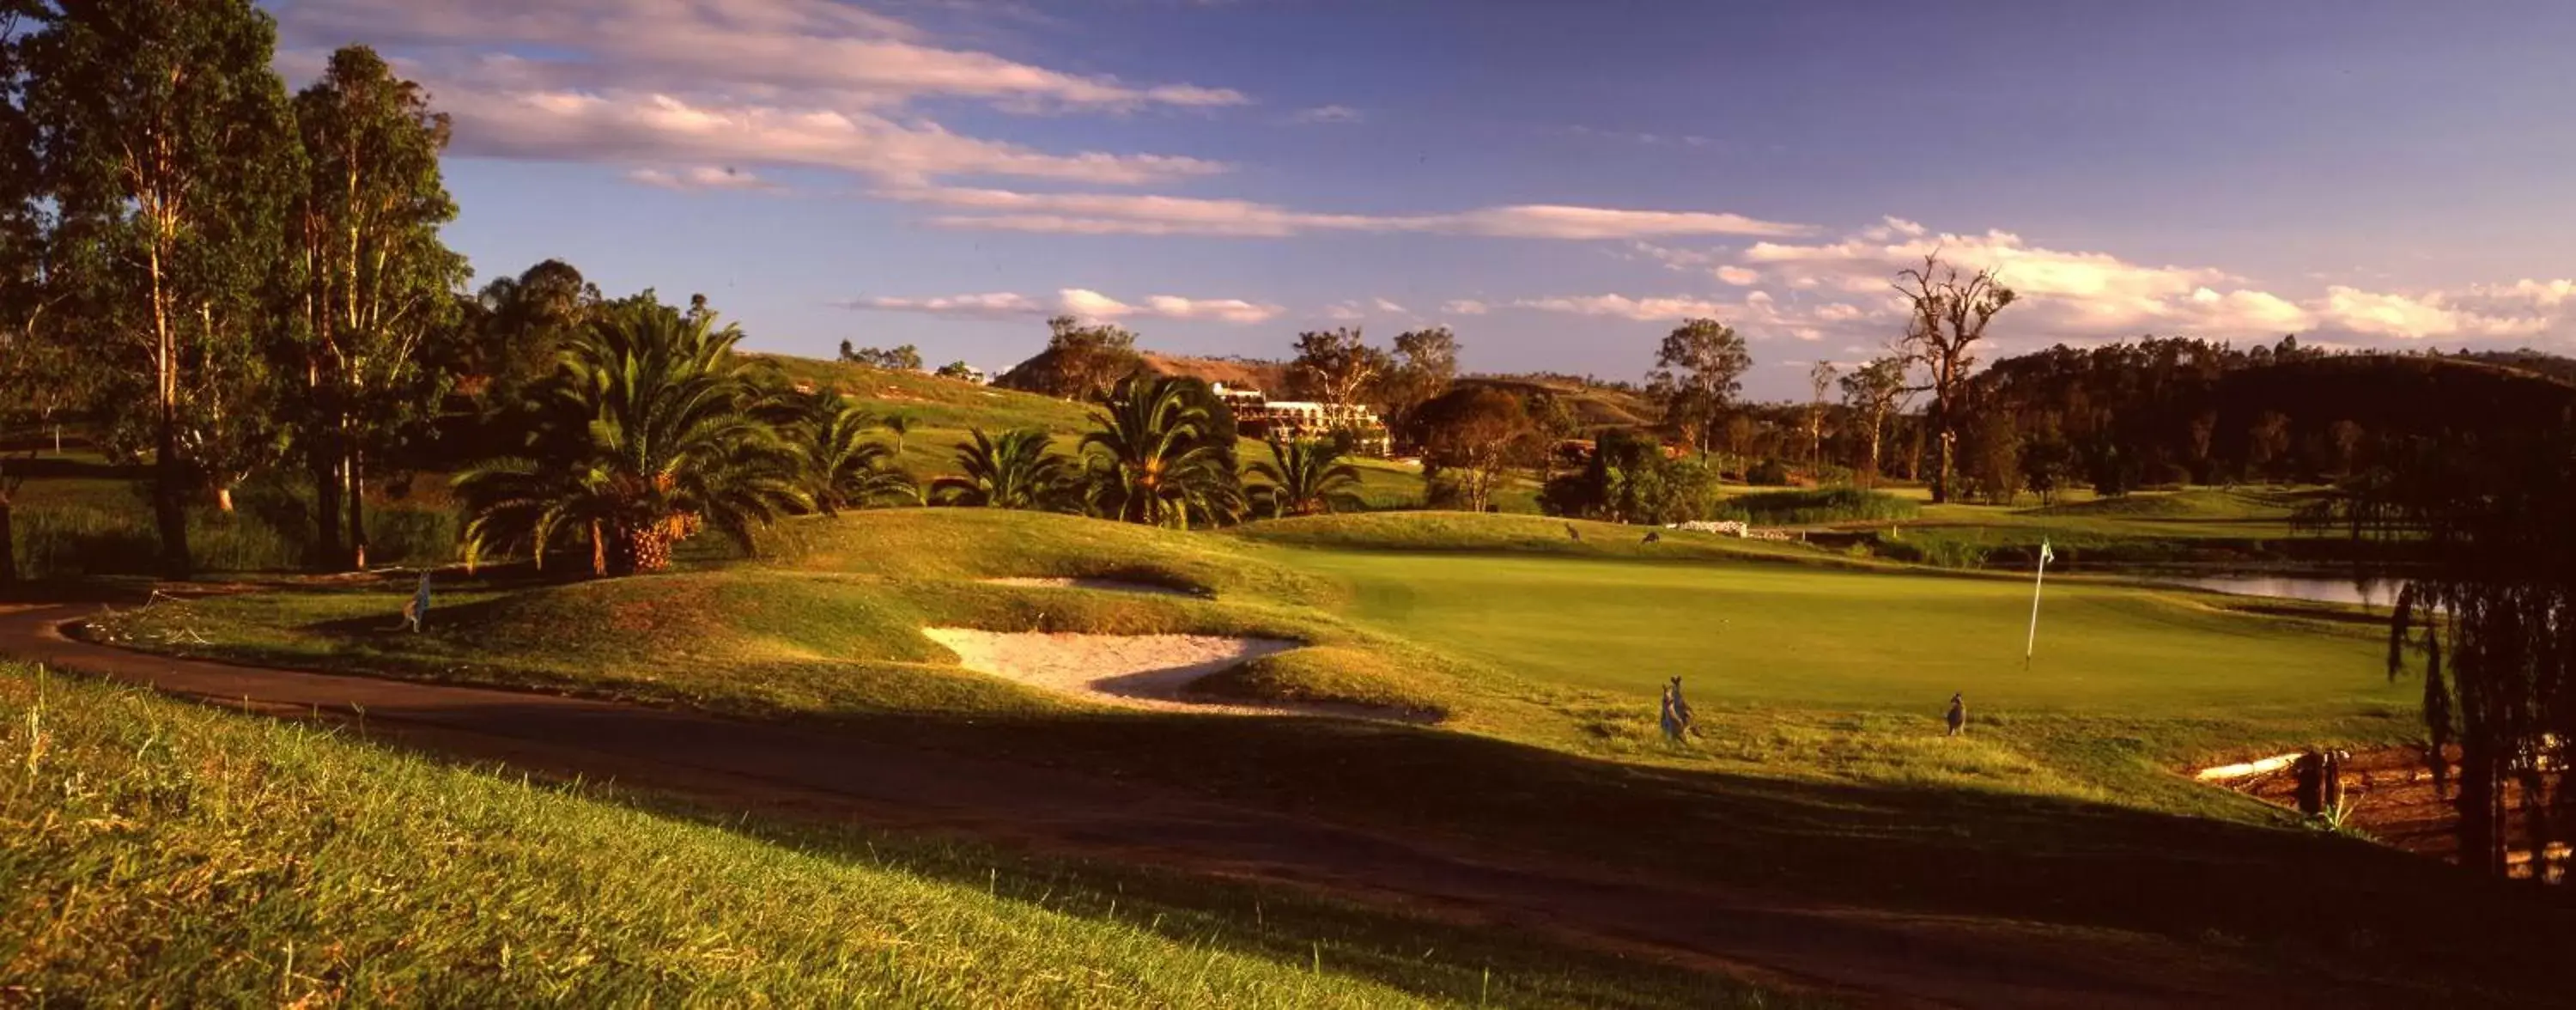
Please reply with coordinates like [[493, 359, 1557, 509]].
[[922, 628, 1298, 715], [982, 577, 1202, 598]]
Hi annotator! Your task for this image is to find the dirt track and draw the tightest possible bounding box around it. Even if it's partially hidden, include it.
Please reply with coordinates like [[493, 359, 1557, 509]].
[[0, 601, 2359, 1008], [2234, 746, 2572, 880]]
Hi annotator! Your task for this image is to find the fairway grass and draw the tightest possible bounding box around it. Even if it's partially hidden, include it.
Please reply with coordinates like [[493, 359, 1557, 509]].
[[86, 507, 2415, 778], [33, 509, 2576, 1002], [1287, 551, 2392, 711], [0, 665, 1783, 1007]]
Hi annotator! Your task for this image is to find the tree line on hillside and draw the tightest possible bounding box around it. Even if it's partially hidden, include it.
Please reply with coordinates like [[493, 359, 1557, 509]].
[[0, 1, 1387, 584], [0, 2, 482, 581]]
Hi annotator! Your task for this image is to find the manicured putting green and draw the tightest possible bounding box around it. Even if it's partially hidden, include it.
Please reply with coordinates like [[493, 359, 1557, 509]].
[[1279, 551, 2398, 713]]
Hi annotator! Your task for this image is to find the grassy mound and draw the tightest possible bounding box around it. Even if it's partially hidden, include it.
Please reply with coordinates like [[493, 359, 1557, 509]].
[[0, 667, 1774, 1007], [2020, 488, 2296, 521], [1720, 488, 1919, 526], [766, 508, 1346, 605], [85, 575, 1057, 719], [82, 511, 1482, 722], [1189, 645, 1453, 718]]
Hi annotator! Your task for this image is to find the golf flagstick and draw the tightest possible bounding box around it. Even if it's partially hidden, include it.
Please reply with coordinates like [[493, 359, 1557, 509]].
[[2025, 538, 2053, 669]]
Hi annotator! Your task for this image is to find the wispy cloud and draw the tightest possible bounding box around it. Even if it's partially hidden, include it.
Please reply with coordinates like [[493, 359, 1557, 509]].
[[844, 287, 1282, 324], [272, 0, 1246, 110], [881, 186, 1814, 240], [270, 0, 1241, 188], [624, 165, 786, 192], [1516, 219, 2576, 350], [1562, 125, 1717, 148], [1289, 104, 1364, 125]]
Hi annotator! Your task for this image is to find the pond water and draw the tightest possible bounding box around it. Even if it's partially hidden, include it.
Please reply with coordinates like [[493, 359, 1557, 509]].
[[2160, 574, 2409, 608]]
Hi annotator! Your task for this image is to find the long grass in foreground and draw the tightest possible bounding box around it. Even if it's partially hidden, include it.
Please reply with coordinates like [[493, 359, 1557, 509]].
[[0, 665, 1782, 1008]]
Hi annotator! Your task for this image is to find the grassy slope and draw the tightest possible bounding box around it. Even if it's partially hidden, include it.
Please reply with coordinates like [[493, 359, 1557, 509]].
[[0, 666, 1777, 1008], [91, 510, 1473, 719], [59, 508, 2576, 1001], [1832, 487, 2330, 568]]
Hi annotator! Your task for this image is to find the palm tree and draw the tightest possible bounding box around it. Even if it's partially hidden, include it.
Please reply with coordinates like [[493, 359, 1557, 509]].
[[931, 427, 1076, 509], [793, 392, 915, 514], [455, 299, 806, 575], [882, 411, 914, 457], [1081, 374, 1243, 528], [1247, 436, 1364, 518]]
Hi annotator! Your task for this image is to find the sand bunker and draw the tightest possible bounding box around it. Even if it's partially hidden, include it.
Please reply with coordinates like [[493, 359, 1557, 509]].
[[922, 628, 1298, 714], [982, 577, 1202, 598]]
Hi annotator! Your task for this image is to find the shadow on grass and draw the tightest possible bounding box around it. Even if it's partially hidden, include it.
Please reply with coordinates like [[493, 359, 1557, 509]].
[[586, 779, 1793, 1010], [35, 575, 2576, 1005], [293, 676, 2576, 1005], [793, 709, 2576, 1005]]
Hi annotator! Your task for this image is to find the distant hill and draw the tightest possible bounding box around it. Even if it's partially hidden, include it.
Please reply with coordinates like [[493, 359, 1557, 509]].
[[1139, 353, 1291, 394], [2216, 353, 2576, 438], [993, 346, 1289, 399], [2453, 349, 2576, 385], [1455, 374, 1662, 430], [751, 352, 1096, 434]]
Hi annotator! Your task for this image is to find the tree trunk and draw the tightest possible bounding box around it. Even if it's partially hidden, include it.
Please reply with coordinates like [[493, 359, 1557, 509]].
[[626, 525, 672, 574], [1864, 417, 1885, 489], [215, 487, 234, 513], [2459, 745, 2502, 877], [1908, 423, 1926, 482], [0, 496, 16, 586], [346, 447, 368, 570], [154, 422, 190, 580], [149, 234, 191, 581], [1929, 393, 1957, 503], [312, 441, 343, 570]]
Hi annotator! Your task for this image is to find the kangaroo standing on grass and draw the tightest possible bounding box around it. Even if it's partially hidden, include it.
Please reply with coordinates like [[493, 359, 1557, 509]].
[[1945, 692, 1967, 737], [399, 571, 432, 633], [1661, 676, 1697, 743]]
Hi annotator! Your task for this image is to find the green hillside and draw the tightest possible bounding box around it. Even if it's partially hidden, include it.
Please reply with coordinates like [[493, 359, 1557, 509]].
[[0, 666, 1771, 1007]]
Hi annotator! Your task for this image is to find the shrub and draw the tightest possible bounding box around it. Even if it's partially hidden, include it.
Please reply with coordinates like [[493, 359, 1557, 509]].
[[1876, 536, 1990, 569], [1720, 488, 1918, 526], [1745, 459, 1791, 486], [10, 492, 454, 579]]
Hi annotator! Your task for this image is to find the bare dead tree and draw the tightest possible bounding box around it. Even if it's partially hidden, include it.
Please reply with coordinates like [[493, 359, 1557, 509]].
[[1806, 359, 1837, 475], [1894, 253, 2016, 503]]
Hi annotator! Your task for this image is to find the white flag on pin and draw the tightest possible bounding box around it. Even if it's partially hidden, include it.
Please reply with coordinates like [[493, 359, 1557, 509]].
[[2026, 539, 2053, 664]]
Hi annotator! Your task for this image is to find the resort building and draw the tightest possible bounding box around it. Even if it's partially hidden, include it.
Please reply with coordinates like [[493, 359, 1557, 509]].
[[1211, 382, 1391, 456]]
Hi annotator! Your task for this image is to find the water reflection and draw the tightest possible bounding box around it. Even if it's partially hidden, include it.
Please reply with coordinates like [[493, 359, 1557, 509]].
[[2164, 574, 2409, 607]]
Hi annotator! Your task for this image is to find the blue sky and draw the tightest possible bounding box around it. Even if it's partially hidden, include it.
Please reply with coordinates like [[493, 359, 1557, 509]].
[[264, 0, 2576, 397]]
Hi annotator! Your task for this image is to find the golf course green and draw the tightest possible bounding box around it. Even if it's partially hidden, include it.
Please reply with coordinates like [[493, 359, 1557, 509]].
[[1278, 550, 2396, 712]]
